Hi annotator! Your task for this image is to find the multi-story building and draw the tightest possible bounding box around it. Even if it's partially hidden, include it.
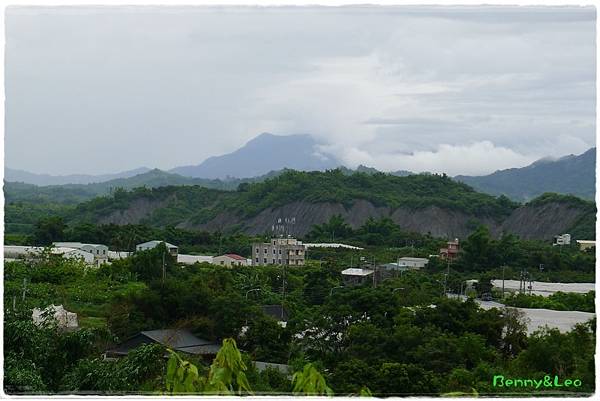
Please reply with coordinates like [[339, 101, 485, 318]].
[[553, 234, 571, 246], [53, 242, 109, 265], [252, 237, 306, 266], [440, 239, 460, 261]]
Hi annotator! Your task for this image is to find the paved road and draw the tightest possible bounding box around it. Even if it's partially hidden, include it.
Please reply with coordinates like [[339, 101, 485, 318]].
[[448, 294, 595, 334]]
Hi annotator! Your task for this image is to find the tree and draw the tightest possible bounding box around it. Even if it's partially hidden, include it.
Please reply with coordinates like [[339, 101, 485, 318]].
[[461, 225, 492, 271], [291, 363, 333, 396], [31, 217, 66, 246], [500, 307, 529, 358]]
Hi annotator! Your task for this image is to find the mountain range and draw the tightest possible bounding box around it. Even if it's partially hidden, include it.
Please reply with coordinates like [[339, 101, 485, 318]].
[[455, 148, 595, 201], [12, 170, 593, 241], [4, 133, 595, 202]]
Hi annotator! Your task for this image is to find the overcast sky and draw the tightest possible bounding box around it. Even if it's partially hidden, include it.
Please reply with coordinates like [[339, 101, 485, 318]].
[[5, 5, 596, 176]]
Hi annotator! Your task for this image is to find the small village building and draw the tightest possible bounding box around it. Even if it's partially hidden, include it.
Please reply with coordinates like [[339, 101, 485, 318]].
[[341, 268, 374, 286], [440, 239, 460, 261], [105, 329, 221, 359], [136, 240, 179, 257], [54, 242, 109, 265], [213, 254, 248, 267], [576, 240, 595, 251]]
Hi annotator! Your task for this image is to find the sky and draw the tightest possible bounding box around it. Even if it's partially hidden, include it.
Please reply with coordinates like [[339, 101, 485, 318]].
[[5, 5, 597, 176]]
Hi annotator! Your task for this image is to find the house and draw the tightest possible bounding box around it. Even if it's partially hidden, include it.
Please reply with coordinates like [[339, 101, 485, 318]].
[[32, 304, 78, 331], [341, 268, 374, 286], [553, 234, 571, 246], [213, 254, 248, 267], [105, 329, 221, 359], [440, 239, 460, 261], [53, 242, 109, 265], [576, 240, 595, 251], [252, 237, 306, 266], [136, 240, 178, 257]]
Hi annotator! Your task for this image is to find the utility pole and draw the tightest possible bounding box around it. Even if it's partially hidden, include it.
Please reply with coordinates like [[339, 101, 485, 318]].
[[502, 265, 506, 299], [162, 250, 166, 284], [282, 264, 286, 300], [21, 278, 28, 302]]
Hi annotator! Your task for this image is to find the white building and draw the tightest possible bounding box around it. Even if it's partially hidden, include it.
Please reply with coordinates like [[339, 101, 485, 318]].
[[213, 254, 248, 267], [53, 242, 109, 264], [576, 240, 595, 251], [136, 240, 178, 257], [552, 234, 571, 246]]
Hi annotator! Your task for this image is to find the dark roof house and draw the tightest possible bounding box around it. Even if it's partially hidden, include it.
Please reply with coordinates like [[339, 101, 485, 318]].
[[106, 329, 221, 357]]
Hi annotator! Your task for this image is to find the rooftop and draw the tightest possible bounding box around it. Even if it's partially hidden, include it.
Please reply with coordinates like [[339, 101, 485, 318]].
[[137, 240, 178, 249], [341, 268, 374, 276], [221, 254, 246, 260]]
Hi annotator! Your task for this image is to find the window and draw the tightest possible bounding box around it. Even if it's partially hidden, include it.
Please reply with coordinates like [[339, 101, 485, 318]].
[[264, 249, 267, 254], [264, 258, 267, 263], [279, 249, 281, 254], [255, 258, 259, 262], [255, 248, 259, 254], [220, 261, 224, 265], [273, 249, 276, 254], [272, 259, 276, 264]]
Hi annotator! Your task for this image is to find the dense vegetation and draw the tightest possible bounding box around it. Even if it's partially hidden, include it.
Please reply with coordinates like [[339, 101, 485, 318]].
[[5, 169, 524, 235], [504, 291, 595, 313], [4, 225, 596, 395]]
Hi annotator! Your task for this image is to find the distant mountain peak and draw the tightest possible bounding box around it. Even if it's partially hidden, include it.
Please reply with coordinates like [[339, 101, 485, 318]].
[[170, 133, 339, 179], [455, 147, 595, 201]]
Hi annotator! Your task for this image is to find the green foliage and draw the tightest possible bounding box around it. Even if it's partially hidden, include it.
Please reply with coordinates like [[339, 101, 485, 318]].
[[291, 363, 334, 396], [504, 291, 595, 312], [165, 338, 252, 395], [31, 216, 67, 245], [62, 343, 165, 393]]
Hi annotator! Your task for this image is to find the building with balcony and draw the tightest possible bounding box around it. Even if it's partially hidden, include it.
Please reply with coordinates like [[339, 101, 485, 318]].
[[252, 237, 306, 266]]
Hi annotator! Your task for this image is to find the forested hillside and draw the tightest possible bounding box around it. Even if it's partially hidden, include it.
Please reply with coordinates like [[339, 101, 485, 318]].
[[5, 169, 595, 241]]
